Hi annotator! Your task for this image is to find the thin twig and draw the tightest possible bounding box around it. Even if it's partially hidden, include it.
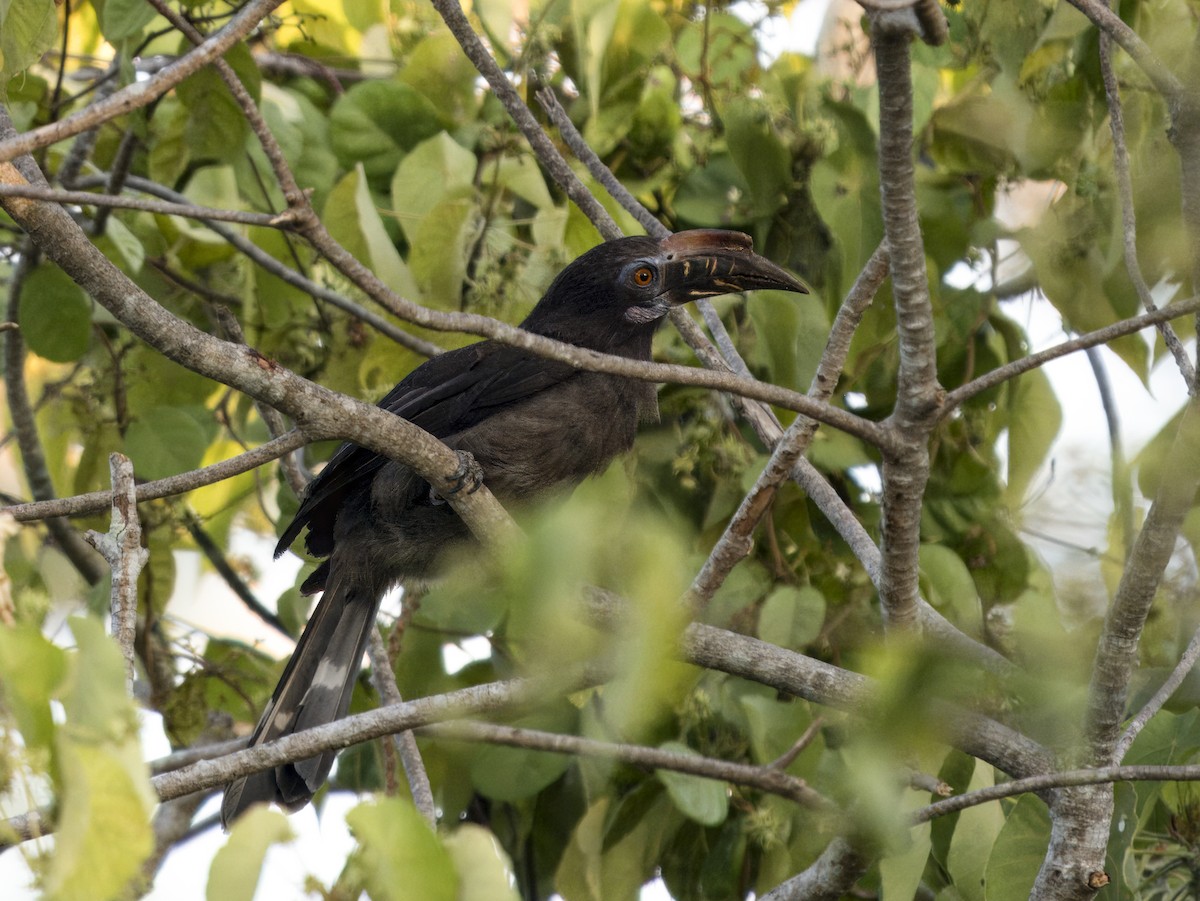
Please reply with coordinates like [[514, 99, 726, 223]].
[[422, 720, 833, 809], [2, 431, 309, 523], [181, 511, 290, 638], [367, 628, 437, 826], [1085, 347, 1133, 558], [0, 182, 303, 227], [941, 295, 1200, 415], [1086, 398, 1200, 763], [1096, 20, 1196, 390], [690, 245, 888, 606], [0, 0, 287, 165], [77, 173, 441, 359], [1116, 621, 1200, 759], [913, 761, 1200, 824], [908, 770, 952, 796], [428, 0, 621, 241], [768, 718, 825, 771], [3, 247, 105, 583], [1063, 0, 1184, 102], [143, 0, 306, 210], [534, 87, 662, 238]]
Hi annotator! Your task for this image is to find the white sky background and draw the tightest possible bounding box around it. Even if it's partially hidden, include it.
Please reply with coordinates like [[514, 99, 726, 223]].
[[3, 0, 1194, 898]]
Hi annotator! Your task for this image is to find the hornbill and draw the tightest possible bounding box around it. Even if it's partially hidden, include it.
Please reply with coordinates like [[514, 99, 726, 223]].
[[221, 229, 808, 825]]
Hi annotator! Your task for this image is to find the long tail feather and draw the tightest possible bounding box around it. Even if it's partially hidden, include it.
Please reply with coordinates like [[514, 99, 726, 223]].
[[221, 570, 379, 827]]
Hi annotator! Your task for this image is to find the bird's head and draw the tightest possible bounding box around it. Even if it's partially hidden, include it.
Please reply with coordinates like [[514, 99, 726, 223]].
[[523, 230, 809, 352]]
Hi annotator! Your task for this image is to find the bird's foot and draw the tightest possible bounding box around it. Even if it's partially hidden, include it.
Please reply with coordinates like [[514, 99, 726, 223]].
[[429, 451, 484, 505]]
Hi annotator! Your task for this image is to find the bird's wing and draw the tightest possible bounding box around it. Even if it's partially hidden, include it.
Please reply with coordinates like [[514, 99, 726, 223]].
[[276, 341, 579, 560]]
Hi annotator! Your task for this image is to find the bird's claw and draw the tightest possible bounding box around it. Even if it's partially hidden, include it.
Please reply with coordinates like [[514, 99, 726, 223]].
[[429, 451, 484, 505]]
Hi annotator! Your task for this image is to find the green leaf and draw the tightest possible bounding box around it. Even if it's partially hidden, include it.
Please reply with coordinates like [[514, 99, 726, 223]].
[[44, 742, 155, 901], [330, 80, 445, 182], [1124, 710, 1200, 767], [399, 32, 478, 124], [983, 794, 1050, 901], [879, 790, 933, 901], [0, 623, 67, 751], [443, 825, 522, 901], [407, 194, 478, 307], [207, 808, 294, 901], [259, 86, 338, 207], [918, 544, 981, 632], [125, 405, 216, 481], [484, 154, 554, 211], [97, 0, 157, 43], [674, 13, 756, 88], [0, 0, 58, 78], [470, 706, 575, 802], [673, 154, 755, 227], [44, 617, 155, 901], [747, 290, 802, 389], [344, 798, 458, 901], [757, 585, 826, 651], [1003, 367, 1062, 506], [172, 166, 242, 263], [656, 741, 729, 826], [746, 289, 828, 391], [325, 164, 421, 301], [176, 43, 260, 162], [556, 797, 666, 901], [390, 131, 477, 244], [18, 265, 92, 362], [95, 215, 146, 274], [946, 763, 1005, 901], [739, 693, 817, 766], [726, 104, 791, 219]]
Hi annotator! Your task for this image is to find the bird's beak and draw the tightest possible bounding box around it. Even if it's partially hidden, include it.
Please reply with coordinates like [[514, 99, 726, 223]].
[[657, 229, 810, 304]]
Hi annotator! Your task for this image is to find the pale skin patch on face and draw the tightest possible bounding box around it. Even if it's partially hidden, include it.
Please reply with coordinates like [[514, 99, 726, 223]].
[[625, 302, 669, 324]]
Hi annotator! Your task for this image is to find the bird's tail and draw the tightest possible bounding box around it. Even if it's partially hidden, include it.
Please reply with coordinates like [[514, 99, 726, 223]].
[[221, 570, 379, 827]]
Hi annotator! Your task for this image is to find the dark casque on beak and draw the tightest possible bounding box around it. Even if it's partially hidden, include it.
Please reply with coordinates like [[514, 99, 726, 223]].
[[657, 229, 810, 303]]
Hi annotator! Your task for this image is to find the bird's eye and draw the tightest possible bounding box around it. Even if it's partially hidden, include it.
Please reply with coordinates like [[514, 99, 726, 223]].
[[632, 266, 654, 287]]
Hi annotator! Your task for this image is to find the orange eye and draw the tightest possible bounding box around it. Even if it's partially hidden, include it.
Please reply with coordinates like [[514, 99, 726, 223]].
[[632, 266, 654, 287]]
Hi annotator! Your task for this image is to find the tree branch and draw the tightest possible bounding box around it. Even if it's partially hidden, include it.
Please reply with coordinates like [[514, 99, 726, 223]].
[[872, 25, 940, 632], [367, 628, 436, 827], [690, 245, 889, 608], [914, 761, 1200, 823], [1063, 0, 1185, 102], [1096, 19, 1196, 389], [761, 835, 871, 901], [0, 673, 595, 848], [1116, 620, 1200, 759], [941, 295, 1200, 415], [1086, 398, 1200, 763], [0, 0, 287, 165], [680, 622, 1051, 779], [0, 182, 299, 228], [421, 720, 833, 810], [81, 453, 146, 689], [2, 245, 105, 583], [0, 105, 519, 551], [2, 431, 308, 523]]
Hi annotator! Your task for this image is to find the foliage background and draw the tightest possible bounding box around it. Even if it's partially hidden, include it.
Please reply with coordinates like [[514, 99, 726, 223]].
[[1, 0, 1198, 899]]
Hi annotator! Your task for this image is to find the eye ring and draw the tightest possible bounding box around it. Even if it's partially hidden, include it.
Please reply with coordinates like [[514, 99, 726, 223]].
[[632, 265, 655, 287]]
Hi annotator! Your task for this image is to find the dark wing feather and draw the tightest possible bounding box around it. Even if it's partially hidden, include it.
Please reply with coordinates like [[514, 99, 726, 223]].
[[276, 341, 578, 560]]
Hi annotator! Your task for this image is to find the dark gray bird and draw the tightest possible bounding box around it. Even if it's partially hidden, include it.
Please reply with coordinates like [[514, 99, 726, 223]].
[[221, 229, 808, 825]]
